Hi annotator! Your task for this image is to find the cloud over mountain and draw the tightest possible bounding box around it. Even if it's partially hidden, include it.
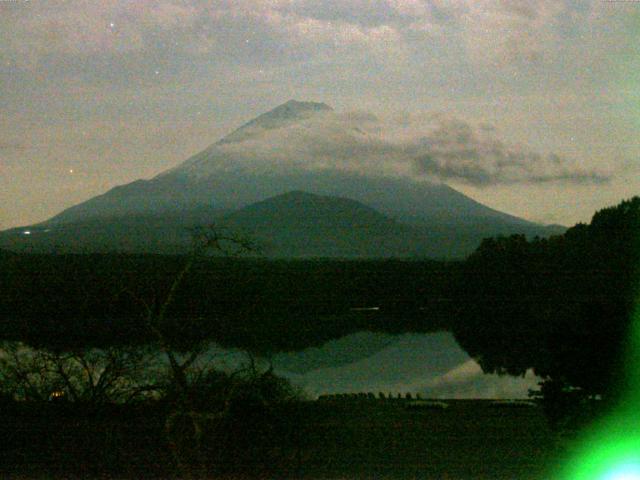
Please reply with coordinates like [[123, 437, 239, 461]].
[[410, 115, 610, 185], [187, 108, 609, 186]]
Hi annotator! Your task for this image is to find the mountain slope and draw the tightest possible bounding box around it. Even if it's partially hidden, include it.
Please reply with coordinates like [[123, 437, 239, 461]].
[[0, 191, 447, 257], [0, 190, 562, 257], [1, 100, 565, 257], [44, 99, 539, 228], [0, 208, 227, 254], [217, 99, 333, 146], [219, 190, 425, 258]]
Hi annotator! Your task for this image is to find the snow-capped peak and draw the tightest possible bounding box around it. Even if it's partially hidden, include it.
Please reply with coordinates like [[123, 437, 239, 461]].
[[217, 100, 332, 145]]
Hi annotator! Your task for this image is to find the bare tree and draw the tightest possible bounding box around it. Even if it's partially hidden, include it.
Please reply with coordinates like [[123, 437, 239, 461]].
[[1, 225, 300, 477], [130, 225, 281, 477], [0, 342, 153, 404]]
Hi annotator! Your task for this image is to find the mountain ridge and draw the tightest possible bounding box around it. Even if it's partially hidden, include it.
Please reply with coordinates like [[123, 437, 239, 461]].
[[1, 100, 566, 257], [217, 99, 332, 146], [0, 189, 563, 258]]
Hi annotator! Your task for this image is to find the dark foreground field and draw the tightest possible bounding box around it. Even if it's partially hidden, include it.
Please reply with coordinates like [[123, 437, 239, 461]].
[[295, 400, 555, 480], [0, 399, 557, 479]]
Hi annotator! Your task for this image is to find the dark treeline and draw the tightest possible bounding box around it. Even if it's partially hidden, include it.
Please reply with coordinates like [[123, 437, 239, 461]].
[[2, 197, 640, 400], [0, 253, 457, 353], [453, 197, 640, 401]]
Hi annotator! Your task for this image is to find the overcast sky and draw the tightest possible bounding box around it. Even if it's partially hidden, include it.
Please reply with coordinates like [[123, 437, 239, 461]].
[[1, 0, 639, 230]]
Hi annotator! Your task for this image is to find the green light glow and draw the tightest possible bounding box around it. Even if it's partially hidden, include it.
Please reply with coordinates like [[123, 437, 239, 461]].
[[557, 305, 640, 479], [559, 429, 640, 479], [602, 463, 640, 480]]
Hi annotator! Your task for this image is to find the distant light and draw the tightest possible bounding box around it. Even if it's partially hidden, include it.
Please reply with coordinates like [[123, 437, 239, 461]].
[[69, 169, 74, 174], [109, 22, 115, 28], [22, 230, 31, 235]]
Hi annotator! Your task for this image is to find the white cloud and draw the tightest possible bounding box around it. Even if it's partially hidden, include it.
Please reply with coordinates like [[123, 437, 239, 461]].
[[438, 0, 572, 66], [183, 108, 610, 186], [0, 1, 201, 69], [2, 0, 635, 75], [387, 0, 430, 17]]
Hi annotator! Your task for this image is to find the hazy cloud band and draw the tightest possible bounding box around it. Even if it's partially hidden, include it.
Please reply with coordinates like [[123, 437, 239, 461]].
[[191, 110, 611, 187]]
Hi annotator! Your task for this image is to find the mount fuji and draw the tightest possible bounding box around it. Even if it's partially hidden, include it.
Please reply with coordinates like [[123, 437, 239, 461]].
[[0, 100, 564, 257]]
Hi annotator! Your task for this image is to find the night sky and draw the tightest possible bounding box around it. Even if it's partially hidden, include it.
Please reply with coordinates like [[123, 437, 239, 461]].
[[1, 0, 639, 230]]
